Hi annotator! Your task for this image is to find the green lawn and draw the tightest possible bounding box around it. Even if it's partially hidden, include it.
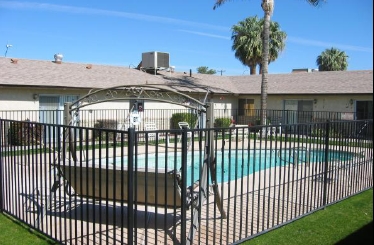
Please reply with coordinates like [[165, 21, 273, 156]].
[[0, 215, 57, 245], [242, 188, 373, 245], [0, 189, 372, 245]]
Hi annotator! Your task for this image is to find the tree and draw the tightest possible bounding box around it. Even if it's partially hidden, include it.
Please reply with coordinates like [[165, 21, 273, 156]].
[[316, 47, 349, 71], [231, 16, 262, 75], [197, 66, 217, 74], [231, 16, 286, 75], [214, 0, 325, 126]]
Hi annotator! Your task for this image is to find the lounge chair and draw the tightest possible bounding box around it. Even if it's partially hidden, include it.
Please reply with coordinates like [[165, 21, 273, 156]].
[[144, 122, 169, 143], [255, 124, 278, 138], [144, 122, 157, 141], [231, 124, 249, 141]]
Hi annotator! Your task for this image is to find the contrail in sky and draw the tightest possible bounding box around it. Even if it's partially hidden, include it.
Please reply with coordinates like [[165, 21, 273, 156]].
[[1, 1, 372, 53]]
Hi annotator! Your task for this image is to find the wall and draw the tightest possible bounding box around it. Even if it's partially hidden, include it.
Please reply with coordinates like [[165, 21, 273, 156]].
[[1, 87, 372, 125], [265, 94, 372, 113]]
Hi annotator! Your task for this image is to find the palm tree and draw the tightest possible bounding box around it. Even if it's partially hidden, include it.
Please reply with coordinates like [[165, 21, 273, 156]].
[[231, 17, 286, 75], [316, 47, 349, 71], [214, 0, 325, 126], [231, 16, 262, 75]]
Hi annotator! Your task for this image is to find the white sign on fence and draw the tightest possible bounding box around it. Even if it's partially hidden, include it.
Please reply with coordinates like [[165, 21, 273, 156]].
[[130, 111, 141, 126]]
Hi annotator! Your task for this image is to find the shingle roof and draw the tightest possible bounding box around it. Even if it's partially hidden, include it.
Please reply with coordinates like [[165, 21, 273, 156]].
[[228, 70, 373, 94], [1, 57, 372, 95]]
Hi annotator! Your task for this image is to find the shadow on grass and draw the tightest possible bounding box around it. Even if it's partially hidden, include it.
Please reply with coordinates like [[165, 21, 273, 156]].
[[336, 221, 373, 245]]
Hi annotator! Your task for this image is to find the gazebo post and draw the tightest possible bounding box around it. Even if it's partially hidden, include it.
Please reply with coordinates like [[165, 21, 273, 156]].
[[206, 102, 226, 219]]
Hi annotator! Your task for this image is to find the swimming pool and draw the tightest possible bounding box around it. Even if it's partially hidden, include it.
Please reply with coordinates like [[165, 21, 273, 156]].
[[107, 148, 356, 185]]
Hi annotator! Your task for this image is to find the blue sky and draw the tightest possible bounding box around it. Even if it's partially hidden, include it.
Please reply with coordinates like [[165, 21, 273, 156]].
[[0, 0, 372, 75]]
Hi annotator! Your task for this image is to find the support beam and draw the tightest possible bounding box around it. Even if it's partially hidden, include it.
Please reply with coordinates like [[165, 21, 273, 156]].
[[187, 102, 226, 245]]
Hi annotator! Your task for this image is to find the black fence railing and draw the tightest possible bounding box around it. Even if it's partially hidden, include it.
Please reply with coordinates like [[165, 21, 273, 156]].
[[0, 119, 373, 244], [1, 109, 370, 131]]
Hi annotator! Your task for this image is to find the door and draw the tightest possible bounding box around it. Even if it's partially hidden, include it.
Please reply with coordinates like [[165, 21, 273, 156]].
[[284, 100, 298, 124], [39, 96, 60, 124], [238, 99, 254, 116], [284, 100, 314, 124], [39, 96, 60, 144], [298, 100, 313, 123], [39, 95, 79, 143], [354, 100, 373, 139], [356, 101, 373, 120], [238, 99, 255, 125]]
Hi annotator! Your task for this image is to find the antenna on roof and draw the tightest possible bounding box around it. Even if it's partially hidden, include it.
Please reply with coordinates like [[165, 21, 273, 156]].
[[5, 43, 12, 57], [217, 69, 225, 76]]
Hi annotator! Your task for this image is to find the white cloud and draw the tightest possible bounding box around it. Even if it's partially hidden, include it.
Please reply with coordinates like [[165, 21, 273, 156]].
[[1, 1, 371, 53], [0, 1, 228, 31], [288, 36, 373, 53], [178, 30, 230, 40]]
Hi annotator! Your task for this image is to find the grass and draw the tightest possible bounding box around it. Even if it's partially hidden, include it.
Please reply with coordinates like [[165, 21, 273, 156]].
[[0, 214, 57, 245], [242, 188, 373, 245], [0, 189, 372, 245]]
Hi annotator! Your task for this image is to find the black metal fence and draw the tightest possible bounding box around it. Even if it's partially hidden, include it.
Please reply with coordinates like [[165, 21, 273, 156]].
[[0, 118, 373, 244], [1, 109, 368, 130]]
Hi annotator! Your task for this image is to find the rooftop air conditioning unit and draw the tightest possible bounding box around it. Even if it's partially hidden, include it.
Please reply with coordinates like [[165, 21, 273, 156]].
[[142, 51, 169, 70]]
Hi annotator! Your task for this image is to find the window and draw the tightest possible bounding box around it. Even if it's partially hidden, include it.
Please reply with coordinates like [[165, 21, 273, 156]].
[[238, 99, 254, 116]]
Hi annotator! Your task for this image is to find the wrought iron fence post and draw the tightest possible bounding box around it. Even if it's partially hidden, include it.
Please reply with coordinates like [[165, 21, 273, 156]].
[[0, 119, 3, 213], [180, 127, 188, 245], [127, 127, 135, 245], [322, 120, 330, 208]]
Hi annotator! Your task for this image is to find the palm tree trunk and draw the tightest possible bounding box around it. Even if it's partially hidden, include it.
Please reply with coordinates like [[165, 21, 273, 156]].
[[250, 65, 257, 75], [260, 0, 272, 127]]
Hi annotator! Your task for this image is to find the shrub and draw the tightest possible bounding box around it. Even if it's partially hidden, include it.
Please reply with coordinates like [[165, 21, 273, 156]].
[[255, 117, 271, 125], [170, 113, 198, 129], [8, 120, 44, 146], [93, 119, 117, 140], [255, 118, 261, 125], [214, 117, 231, 128]]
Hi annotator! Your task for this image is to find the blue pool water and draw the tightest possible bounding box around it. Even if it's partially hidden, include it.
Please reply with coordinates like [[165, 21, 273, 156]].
[[109, 149, 356, 185]]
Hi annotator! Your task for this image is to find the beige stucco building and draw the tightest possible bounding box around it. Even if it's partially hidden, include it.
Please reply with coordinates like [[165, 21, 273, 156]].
[[0, 56, 372, 127]]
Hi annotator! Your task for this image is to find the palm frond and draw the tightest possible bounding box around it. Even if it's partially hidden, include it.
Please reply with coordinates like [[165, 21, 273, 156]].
[[213, 0, 229, 10], [307, 0, 326, 7]]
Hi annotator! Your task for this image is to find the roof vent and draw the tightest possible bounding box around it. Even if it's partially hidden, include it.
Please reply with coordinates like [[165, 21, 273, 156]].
[[167, 66, 175, 73], [54, 53, 63, 64], [10, 58, 18, 64]]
